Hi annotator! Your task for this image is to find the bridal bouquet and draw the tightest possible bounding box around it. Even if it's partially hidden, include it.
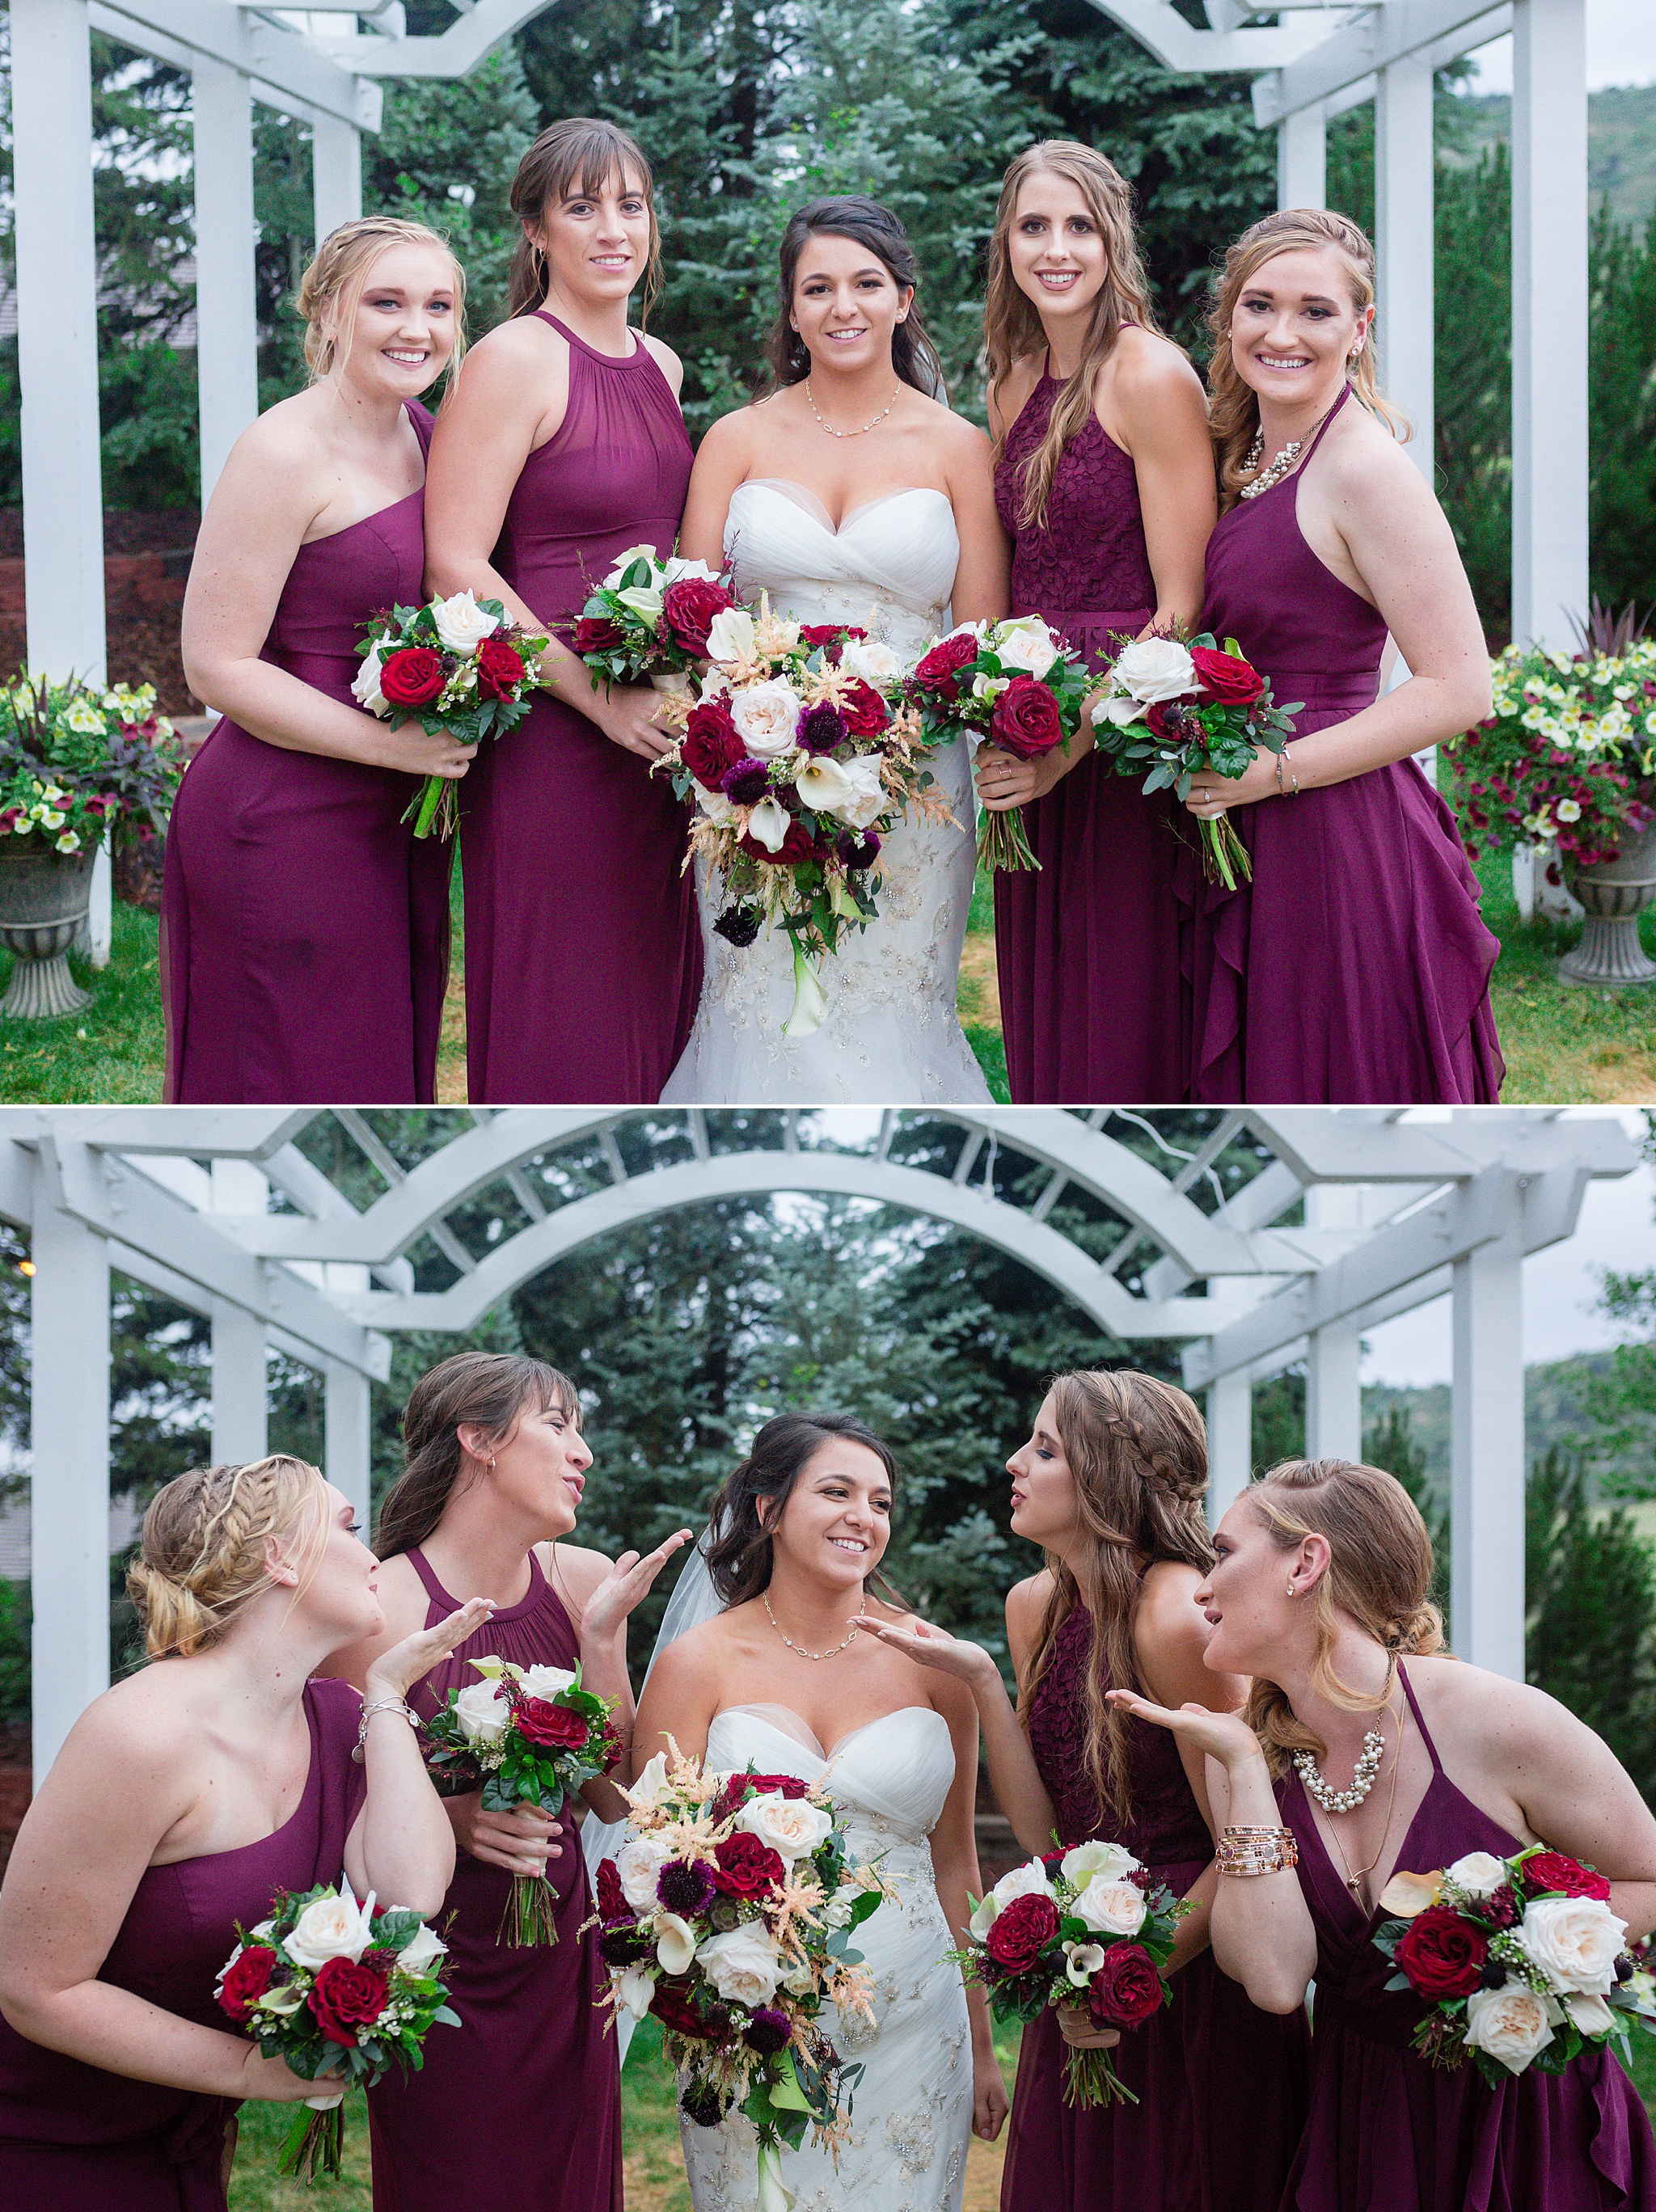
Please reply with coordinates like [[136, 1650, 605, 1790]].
[[953, 1842, 1187, 2109], [572, 545, 737, 691], [354, 590, 548, 838], [1374, 1846, 1656, 2081], [1090, 633, 1299, 891], [905, 615, 1093, 872], [595, 1742, 890, 2210], [651, 603, 943, 1036], [216, 1878, 457, 2179], [421, 1656, 622, 1947]]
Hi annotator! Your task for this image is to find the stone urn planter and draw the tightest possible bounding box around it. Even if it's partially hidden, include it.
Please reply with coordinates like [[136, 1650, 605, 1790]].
[[1560, 815, 1656, 986], [0, 842, 94, 1017]]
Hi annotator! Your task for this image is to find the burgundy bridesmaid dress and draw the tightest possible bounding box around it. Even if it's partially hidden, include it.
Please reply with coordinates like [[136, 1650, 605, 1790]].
[[1279, 1665, 1656, 2210], [1179, 386, 1503, 1103], [163, 402, 451, 1103], [0, 1676, 364, 2212], [999, 1605, 1309, 2212], [460, 312, 701, 1103], [366, 1545, 622, 2211], [991, 368, 1183, 1103]]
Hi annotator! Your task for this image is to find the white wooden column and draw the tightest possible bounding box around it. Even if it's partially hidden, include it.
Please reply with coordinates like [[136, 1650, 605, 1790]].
[[1450, 1209, 1527, 1676], [326, 1359, 373, 1532], [1206, 1368, 1253, 1528], [192, 59, 260, 505], [1375, 54, 1434, 480], [311, 114, 364, 245], [29, 1159, 111, 1784], [1511, 0, 1589, 648], [1305, 1317, 1362, 1463], [209, 1159, 268, 1464], [1277, 104, 1326, 211]]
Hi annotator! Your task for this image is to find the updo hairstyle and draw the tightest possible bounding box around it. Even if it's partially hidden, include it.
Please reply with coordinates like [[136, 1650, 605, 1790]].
[[127, 1455, 327, 1659], [297, 214, 467, 383], [507, 116, 662, 321], [763, 197, 946, 399], [375, 1350, 580, 1561], [703, 1410, 902, 1609]]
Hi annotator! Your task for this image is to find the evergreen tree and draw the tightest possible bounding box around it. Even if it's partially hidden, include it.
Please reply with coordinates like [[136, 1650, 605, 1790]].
[[1362, 1401, 1450, 1613]]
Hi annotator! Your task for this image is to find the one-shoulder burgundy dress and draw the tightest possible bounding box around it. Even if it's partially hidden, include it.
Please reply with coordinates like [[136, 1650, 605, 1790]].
[[0, 1675, 365, 2212], [999, 1606, 1309, 2212], [991, 368, 1184, 1104], [366, 1546, 622, 2210], [1278, 1665, 1656, 2210], [163, 401, 451, 1103], [459, 312, 701, 1103], [1177, 386, 1503, 1104]]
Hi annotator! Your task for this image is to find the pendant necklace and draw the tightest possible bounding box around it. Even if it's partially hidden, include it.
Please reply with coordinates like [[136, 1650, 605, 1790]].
[[763, 1590, 865, 1660], [1311, 1705, 1407, 1902], [805, 378, 902, 439]]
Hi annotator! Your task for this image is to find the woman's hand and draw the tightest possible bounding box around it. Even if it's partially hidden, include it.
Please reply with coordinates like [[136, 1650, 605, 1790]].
[[1184, 747, 1281, 818], [234, 2045, 349, 2104], [447, 1792, 567, 1876], [364, 1598, 496, 1705], [863, 1616, 1000, 1695], [974, 742, 1076, 812], [1056, 2002, 1121, 2053], [377, 725, 479, 781], [583, 682, 679, 762], [578, 1531, 695, 1649], [972, 2045, 1010, 2141], [1106, 1686, 1264, 1775]]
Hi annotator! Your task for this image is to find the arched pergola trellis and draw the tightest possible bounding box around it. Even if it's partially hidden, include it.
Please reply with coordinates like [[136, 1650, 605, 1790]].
[[1, 1102, 1639, 1782]]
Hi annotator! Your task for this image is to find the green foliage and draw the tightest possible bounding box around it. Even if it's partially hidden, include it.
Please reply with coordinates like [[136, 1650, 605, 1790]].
[[1250, 1370, 1303, 1476], [0, 1576, 29, 1729], [1590, 200, 1656, 618], [1362, 1401, 1450, 1611]]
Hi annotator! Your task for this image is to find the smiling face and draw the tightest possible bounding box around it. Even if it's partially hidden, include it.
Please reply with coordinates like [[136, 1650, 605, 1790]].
[[766, 1436, 892, 1593], [1227, 243, 1371, 416], [1006, 1391, 1085, 1554], [335, 242, 459, 399], [789, 230, 912, 382], [1007, 167, 1110, 326], [528, 163, 653, 311]]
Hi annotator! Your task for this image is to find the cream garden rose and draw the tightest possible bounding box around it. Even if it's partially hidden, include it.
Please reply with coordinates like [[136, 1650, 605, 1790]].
[[517, 1663, 579, 1700], [973, 1856, 1058, 1936], [431, 589, 501, 656], [1517, 1894, 1627, 1995], [617, 1830, 675, 1913], [284, 1889, 374, 1971], [452, 1678, 510, 1746], [396, 1922, 448, 1978], [739, 1791, 834, 1860], [991, 616, 1062, 679], [729, 678, 804, 759], [831, 754, 888, 832], [1061, 1840, 1136, 1889], [696, 1921, 784, 2007], [838, 637, 903, 689], [1462, 1983, 1557, 2073], [1071, 1876, 1147, 1939], [1443, 1852, 1508, 1900], [351, 651, 387, 715]]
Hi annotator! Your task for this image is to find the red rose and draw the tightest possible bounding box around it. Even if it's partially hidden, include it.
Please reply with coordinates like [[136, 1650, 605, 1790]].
[[218, 1944, 278, 2021], [742, 1773, 813, 1801], [990, 674, 1064, 761], [1087, 1942, 1164, 2028], [1395, 1906, 1488, 2000], [984, 1892, 1060, 1973], [475, 635, 528, 701], [663, 576, 737, 656], [379, 646, 446, 707], [1189, 644, 1266, 706], [713, 1830, 786, 1899], [599, 1720, 626, 1774], [650, 1978, 708, 2040], [1523, 1852, 1612, 1902], [682, 699, 746, 788], [513, 1695, 589, 1750], [596, 1857, 630, 1923], [840, 678, 890, 736], [801, 623, 868, 650], [739, 821, 820, 867], [1144, 699, 1199, 742], [306, 1954, 391, 2049], [574, 614, 627, 656], [912, 631, 980, 703]]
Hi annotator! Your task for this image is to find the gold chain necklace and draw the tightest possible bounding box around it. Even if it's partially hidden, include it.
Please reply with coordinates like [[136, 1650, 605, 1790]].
[[763, 1590, 865, 1660], [804, 377, 902, 439], [1324, 1703, 1407, 1905]]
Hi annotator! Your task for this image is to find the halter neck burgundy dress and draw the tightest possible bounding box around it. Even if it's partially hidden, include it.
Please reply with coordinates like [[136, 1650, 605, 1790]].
[[1179, 386, 1503, 1103], [1278, 1664, 1656, 2210], [366, 1545, 622, 2211], [163, 401, 451, 1102], [459, 312, 701, 1103], [0, 1676, 364, 2211], [992, 368, 1183, 1103], [999, 1605, 1309, 2212]]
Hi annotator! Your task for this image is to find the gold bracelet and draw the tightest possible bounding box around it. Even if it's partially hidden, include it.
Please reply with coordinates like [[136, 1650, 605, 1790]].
[[1274, 748, 1299, 799], [1216, 1826, 1299, 1877]]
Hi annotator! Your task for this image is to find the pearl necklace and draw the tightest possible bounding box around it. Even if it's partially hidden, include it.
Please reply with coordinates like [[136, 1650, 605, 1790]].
[[805, 377, 902, 439], [763, 1590, 865, 1660], [1294, 1725, 1386, 1814], [1238, 400, 1336, 501]]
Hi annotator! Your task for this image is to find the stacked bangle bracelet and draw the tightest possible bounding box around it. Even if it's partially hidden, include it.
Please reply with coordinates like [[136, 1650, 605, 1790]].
[[1217, 1825, 1299, 1877], [352, 1694, 419, 1764]]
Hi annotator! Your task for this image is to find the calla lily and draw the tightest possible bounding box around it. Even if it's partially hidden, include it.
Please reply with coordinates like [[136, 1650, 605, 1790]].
[[795, 755, 855, 813], [655, 1912, 699, 1975], [756, 2139, 796, 2212], [783, 943, 827, 1038], [1092, 693, 1148, 728], [744, 796, 792, 853], [1377, 1869, 1443, 1919]]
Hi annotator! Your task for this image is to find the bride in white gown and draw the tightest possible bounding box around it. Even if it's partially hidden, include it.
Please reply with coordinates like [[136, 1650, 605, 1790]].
[[632, 1411, 1008, 2210], [661, 196, 1009, 1105]]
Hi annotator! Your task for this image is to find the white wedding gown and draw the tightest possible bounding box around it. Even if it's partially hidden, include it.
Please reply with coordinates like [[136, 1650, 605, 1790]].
[[659, 480, 991, 1104], [679, 1703, 974, 2212]]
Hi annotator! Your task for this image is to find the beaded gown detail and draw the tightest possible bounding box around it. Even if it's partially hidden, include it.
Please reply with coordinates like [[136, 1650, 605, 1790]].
[[0, 1678, 365, 2212], [991, 370, 1182, 1104], [1278, 1665, 1656, 2210], [1179, 386, 1504, 1103], [999, 1606, 1309, 2212], [366, 1546, 622, 2210], [163, 403, 450, 1103], [460, 313, 702, 1103]]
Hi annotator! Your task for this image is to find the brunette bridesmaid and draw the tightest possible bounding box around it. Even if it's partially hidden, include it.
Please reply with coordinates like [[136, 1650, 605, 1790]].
[[870, 1371, 1309, 2212], [976, 144, 1216, 1104], [0, 1456, 485, 2210], [424, 118, 701, 1104], [166, 217, 471, 1103], [1179, 209, 1502, 1102], [1117, 1457, 1656, 2210], [321, 1353, 691, 2212]]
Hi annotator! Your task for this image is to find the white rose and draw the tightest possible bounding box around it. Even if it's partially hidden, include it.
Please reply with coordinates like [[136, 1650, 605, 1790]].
[[351, 651, 388, 716], [1063, 1941, 1106, 1988], [1061, 1840, 1138, 1889], [739, 1792, 833, 1860], [1518, 1894, 1627, 1995], [838, 637, 902, 689], [627, 1752, 671, 1808], [729, 678, 803, 759], [517, 1664, 578, 1701], [991, 1860, 1057, 1911], [660, 555, 720, 584], [453, 1678, 510, 1746], [694, 780, 735, 824], [831, 754, 887, 832], [795, 755, 855, 816], [395, 1921, 448, 1978], [1462, 1982, 1557, 2073], [615, 584, 665, 624], [602, 543, 663, 589], [696, 1921, 783, 2007], [283, 1890, 373, 1971], [1564, 1990, 1615, 2037], [615, 1965, 657, 2019], [617, 1831, 674, 1912], [1071, 1876, 1147, 1938], [742, 796, 793, 853], [991, 616, 1062, 678], [822, 1887, 857, 1931], [655, 1912, 699, 1976], [783, 1958, 816, 1998], [705, 607, 758, 664], [1111, 635, 1197, 704], [1444, 1852, 1508, 1901], [430, 589, 501, 656]]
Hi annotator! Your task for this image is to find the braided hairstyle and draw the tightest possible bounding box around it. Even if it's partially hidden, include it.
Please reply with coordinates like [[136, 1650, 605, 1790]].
[[296, 214, 467, 386], [127, 1456, 327, 1660], [1018, 1370, 1215, 1830]]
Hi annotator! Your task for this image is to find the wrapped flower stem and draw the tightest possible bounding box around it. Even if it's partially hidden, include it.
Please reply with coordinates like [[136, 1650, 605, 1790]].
[[1062, 2039, 1137, 2110], [279, 2092, 346, 2181]]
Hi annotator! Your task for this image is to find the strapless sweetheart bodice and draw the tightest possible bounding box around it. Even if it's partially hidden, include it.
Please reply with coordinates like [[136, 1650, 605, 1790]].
[[724, 479, 959, 646]]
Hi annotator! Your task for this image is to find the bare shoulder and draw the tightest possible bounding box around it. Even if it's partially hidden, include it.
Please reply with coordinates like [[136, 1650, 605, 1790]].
[[213, 395, 328, 514], [1105, 331, 1208, 435], [695, 404, 759, 467], [993, 354, 1045, 428], [1405, 1653, 1560, 1750], [923, 398, 993, 470], [1317, 399, 1426, 507], [866, 1599, 977, 1724], [543, 1540, 614, 1616], [1135, 1559, 1206, 1640], [640, 329, 682, 383], [451, 314, 565, 398], [52, 1666, 197, 1796], [1006, 1569, 1053, 1632]]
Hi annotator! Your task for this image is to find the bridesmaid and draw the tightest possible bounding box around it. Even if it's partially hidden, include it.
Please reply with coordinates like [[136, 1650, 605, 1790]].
[[424, 117, 701, 1104], [976, 143, 1215, 1104], [320, 1352, 691, 2212], [1179, 209, 1502, 1102], [167, 217, 471, 1103], [870, 1370, 1309, 2212], [1115, 1456, 1656, 2210], [0, 1455, 486, 2210]]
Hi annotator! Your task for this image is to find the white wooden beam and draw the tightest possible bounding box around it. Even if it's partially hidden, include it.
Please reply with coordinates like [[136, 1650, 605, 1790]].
[[1305, 1316, 1362, 1460], [1253, 2, 1511, 125], [311, 112, 363, 243], [325, 1360, 373, 1529], [1278, 103, 1327, 209], [210, 1296, 268, 1463], [95, 0, 381, 126], [1375, 53, 1435, 479], [1450, 1203, 1526, 1674], [1206, 1369, 1253, 1527], [192, 57, 260, 505]]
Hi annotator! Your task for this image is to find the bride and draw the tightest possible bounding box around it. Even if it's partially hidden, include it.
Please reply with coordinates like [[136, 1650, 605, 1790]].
[[632, 1411, 1008, 2210], [661, 196, 1009, 1104]]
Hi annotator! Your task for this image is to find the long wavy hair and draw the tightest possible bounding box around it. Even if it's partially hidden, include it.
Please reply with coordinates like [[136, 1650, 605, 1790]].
[[703, 1411, 906, 1610], [761, 198, 945, 399], [983, 142, 1161, 534], [375, 1352, 580, 1560], [1206, 207, 1409, 510], [506, 116, 662, 323], [1017, 1371, 1215, 1830]]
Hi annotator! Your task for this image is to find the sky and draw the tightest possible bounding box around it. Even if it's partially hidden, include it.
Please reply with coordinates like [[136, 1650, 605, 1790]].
[[1467, 0, 1656, 93]]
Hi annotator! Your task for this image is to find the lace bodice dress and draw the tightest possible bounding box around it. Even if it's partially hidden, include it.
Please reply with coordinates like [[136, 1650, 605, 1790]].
[[679, 1703, 973, 2212], [659, 479, 991, 1104]]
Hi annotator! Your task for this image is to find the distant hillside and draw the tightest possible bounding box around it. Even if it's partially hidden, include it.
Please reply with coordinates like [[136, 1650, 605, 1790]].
[[1362, 1351, 1642, 1501], [1447, 85, 1656, 234]]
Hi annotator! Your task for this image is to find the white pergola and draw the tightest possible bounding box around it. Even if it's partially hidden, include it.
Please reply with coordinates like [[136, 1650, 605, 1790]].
[[2, 1103, 1637, 1781]]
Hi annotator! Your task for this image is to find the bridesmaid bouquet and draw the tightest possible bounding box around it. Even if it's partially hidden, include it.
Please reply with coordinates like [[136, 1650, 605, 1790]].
[[420, 1655, 622, 1948], [952, 1842, 1187, 2109], [215, 1877, 457, 2179], [905, 615, 1093, 872], [353, 589, 549, 838], [572, 544, 737, 691], [1374, 1846, 1656, 2082], [1090, 632, 1299, 891], [595, 1741, 891, 2211]]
